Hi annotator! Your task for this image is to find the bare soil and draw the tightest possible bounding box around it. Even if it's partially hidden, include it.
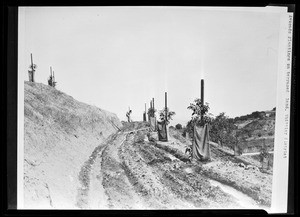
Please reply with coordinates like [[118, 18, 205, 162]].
[[76, 122, 272, 209], [24, 82, 272, 210]]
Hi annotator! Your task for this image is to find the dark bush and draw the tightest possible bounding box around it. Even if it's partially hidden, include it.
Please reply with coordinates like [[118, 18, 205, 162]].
[[175, 123, 182, 130]]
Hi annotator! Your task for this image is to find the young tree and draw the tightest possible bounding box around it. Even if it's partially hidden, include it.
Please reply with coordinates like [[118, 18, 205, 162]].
[[210, 112, 242, 152], [159, 107, 175, 124], [185, 98, 213, 140], [175, 123, 182, 130], [187, 98, 213, 127], [259, 145, 270, 170], [147, 107, 157, 118]]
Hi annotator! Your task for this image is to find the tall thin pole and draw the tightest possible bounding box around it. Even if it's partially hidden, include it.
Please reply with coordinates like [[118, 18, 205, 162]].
[[145, 103, 147, 121], [165, 92, 167, 122], [152, 98, 155, 112], [50, 66, 53, 87], [201, 79, 204, 121], [30, 53, 33, 68], [30, 53, 34, 82], [165, 92, 168, 141]]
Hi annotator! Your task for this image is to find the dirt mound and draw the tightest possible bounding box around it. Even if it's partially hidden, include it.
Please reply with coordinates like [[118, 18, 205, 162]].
[[24, 81, 122, 209]]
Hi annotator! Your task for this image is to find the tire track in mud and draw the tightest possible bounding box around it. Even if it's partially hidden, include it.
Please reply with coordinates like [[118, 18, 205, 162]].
[[117, 131, 241, 209], [101, 131, 149, 209], [76, 124, 149, 209], [77, 123, 260, 209], [133, 141, 241, 208], [75, 133, 118, 208], [119, 133, 195, 209]]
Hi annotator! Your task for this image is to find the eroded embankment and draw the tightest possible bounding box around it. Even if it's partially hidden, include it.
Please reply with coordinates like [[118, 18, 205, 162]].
[[24, 81, 121, 209]]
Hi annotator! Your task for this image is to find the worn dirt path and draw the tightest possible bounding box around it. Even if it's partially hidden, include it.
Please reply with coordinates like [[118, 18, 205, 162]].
[[76, 122, 267, 209]]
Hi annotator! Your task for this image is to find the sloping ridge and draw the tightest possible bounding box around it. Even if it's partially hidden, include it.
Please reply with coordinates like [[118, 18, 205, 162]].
[[24, 81, 122, 209]]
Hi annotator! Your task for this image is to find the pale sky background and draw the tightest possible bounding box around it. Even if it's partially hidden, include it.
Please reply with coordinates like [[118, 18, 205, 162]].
[[19, 7, 282, 125]]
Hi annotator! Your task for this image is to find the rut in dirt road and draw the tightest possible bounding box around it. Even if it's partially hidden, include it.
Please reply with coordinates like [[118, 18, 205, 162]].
[[76, 122, 263, 209], [100, 126, 242, 209], [75, 133, 119, 208]]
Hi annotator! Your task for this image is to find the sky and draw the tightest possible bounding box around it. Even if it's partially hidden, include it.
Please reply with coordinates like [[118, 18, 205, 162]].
[[19, 7, 282, 125]]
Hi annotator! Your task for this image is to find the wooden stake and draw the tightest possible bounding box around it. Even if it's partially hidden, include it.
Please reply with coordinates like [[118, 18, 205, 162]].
[[165, 92, 168, 141], [30, 53, 33, 69], [165, 92, 168, 122], [145, 103, 147, 121], [152, 98, 155, 112], [29, 53, 35, 82], [201, 79, 204, 121]]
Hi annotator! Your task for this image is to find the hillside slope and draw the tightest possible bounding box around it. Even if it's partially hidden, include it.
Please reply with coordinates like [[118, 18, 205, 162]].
[[24, 81, 122, 209]]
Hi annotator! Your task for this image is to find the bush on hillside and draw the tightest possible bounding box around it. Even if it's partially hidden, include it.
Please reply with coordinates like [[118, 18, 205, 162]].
[[175, 124, 182, 130]]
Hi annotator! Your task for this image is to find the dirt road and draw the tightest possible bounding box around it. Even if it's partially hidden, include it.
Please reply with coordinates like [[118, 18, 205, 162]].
[[76, 122, 270, 209]]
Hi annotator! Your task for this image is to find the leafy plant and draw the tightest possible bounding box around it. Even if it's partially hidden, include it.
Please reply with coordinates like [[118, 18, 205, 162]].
[[147, 107, 157, 117], [159, 107, 175, 124], [175, 123, 182, 130], [29, 64, 37, 70], [209, 112, 245, 152], [187, 98, 213, 127]]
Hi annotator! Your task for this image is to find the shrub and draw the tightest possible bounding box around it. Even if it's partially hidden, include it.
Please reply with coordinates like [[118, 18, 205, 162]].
[[159, 107, 175, 124], [187, 98, 212, 127], [175, 124, 182, 130]]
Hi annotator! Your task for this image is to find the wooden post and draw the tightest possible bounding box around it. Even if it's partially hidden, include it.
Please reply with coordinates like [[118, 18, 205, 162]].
[[201, 79, 204, 121], [149, 101, 152, 122], [165, 92, 167, 120], [30, 53, 33, 67], [50, 67, 53, 86], [152, 98, 155, 114], [29, 53, 35, 82], [165, 92, 168, 141], [145, 103, 147, 121]]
